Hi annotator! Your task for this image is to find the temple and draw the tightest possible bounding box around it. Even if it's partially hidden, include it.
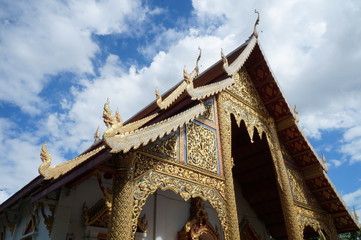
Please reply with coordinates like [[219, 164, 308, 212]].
[[0, 16, 359, 240]]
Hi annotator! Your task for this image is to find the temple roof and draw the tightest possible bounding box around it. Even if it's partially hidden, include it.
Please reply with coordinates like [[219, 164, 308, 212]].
[[0, 30, 359, 233]]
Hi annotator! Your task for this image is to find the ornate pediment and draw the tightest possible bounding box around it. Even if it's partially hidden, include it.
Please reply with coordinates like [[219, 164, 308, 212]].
[[227, 68, 269, 117]]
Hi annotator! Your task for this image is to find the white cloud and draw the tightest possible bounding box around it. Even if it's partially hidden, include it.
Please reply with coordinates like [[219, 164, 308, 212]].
[[0, 0, 151, 114], [343, 188, 361, 222]]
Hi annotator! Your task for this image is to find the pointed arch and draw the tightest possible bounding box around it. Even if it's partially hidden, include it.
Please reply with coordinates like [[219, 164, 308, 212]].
[[132, 170, 228, 239]]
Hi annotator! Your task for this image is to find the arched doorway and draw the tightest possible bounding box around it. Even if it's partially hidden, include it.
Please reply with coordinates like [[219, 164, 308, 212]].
[[138, 189, 224, 240], [230, 115, 287, 239], [303, 225, 329, 240]]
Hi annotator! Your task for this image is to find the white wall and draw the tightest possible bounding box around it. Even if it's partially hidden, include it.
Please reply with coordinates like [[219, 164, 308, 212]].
[[234, 178, 270, 240]]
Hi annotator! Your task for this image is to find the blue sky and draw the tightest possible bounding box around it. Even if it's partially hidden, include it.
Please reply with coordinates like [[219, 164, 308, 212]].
[[0, 0, 360, 217]]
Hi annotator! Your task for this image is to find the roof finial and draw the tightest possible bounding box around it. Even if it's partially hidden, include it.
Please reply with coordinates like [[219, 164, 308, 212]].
[[253, 9, 260, 38], [103, 98, 116, 128], [115, 109, 123, 125], [353, 206, 359, 221], [94, 126, 100, 143], [321, 153, 328, 172], [195, 47, 202, 76]]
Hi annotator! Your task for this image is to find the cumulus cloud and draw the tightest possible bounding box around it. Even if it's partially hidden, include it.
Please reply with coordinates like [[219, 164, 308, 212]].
[[343, 188, 361, 222], [0, 0, 150, 114]]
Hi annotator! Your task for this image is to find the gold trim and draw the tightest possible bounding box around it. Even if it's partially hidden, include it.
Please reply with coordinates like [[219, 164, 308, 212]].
[[221, 36, 257, 76], [132, 171, 228, 238], [104, 103, 206, 153], [186, 77, 235, 101], [38, 144, 106, 180]]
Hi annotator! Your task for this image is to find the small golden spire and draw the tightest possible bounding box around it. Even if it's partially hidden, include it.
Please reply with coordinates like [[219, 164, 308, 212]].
[[221, 48, 228, 66], [293, 105, 299, 123], [40, 143, 51, 164], [183, 66, 191, 84], [353, 206, 359, 221], [155, 88, 162, 101], [321, 153, 328, 172], [94, 126, 100, 143], [103, 98, 116, 128], [115, 109, 123, 125], [253, 9, 260, 38], [195, 47, 202, 76]]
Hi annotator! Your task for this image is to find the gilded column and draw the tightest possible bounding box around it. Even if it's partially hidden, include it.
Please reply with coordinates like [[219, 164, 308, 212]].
[[267, 123, 303, 240], [217, 94, 240, 240], [107, 152, 136, 240]]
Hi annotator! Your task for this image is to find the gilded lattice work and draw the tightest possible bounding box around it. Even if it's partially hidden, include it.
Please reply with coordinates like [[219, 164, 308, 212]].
[[134, 153, 225, 198], [287, 168, 308, 204], [198, 99, 215, 122], [140, 130, 179, 162], [132, 171, 228, 239], [287, 168, 320, 208], [227, 68, 268, 116], [186, 121, 218, 174], [296, 205, 338, 239], [223, 94, 269, 142]]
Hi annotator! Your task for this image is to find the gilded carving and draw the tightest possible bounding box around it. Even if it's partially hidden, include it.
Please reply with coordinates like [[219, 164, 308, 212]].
[[104, 103, 206, 153], [198, 99, 215, 122], [107, 152, 136, 240], [186, 76, 235, 101], [140, 130, 179, 162], [216, 92, 241, 240], [155, 82, 187, 110], [223, 94, 269, 142], [221, 36, 257, 76], [178, 197, 220, 240], [134, 153, 225, 199], [132, 171, 228, 239], [186, 121, 218, 174], [83, 199, 109, 228], [227, 69, 269, 116], [155, 48, 201, 110], [296, 205, 338, 240], [287, 167, 320, 208], [39, 143, 106, 180]]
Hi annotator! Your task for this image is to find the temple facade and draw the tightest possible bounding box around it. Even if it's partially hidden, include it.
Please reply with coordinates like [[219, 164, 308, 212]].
[[0, 19, 359, 240]]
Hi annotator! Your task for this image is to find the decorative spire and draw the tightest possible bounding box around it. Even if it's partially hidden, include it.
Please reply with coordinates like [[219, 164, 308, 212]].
[[221, 48, 228, 66], [103, 98, 116, 128], [194, 47, 202, 77], [293, 105, 299, 123], [353, 206, 359, 222], [321, 153, 328, 172], [94, 126, 100, 143], [115, 109, 123, 125], [253, 9, 260, 38], [155, 88, 162, 101], [183, 66, 191, 84], [40, 143, 51, 165]]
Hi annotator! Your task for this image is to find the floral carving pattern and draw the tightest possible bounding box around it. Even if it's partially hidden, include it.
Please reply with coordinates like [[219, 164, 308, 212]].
[[186, 121, 218, 174]]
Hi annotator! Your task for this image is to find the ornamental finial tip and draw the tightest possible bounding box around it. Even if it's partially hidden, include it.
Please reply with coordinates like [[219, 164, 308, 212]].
[[253, 9, 260, 38], [94, 126, 100, 142], [103, 98, 116, 128]]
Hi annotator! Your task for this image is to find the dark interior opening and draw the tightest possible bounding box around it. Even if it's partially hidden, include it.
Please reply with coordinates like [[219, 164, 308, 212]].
[[231, 115, 287, 239]]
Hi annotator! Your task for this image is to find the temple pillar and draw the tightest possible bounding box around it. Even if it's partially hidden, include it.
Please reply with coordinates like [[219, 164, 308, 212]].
[[267, 123, 303, 240], [107, 152, 136, 240], [217, 96, 240, 240]]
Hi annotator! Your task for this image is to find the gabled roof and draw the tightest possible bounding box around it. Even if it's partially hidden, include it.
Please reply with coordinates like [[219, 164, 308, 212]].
[[0, 28, 359, 233]]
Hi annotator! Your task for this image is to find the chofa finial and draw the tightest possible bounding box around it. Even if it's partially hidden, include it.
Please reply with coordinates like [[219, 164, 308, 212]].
[[253, 9, 260, 38], [94, 126, 100, 143], [321, 153, 328, 172]]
